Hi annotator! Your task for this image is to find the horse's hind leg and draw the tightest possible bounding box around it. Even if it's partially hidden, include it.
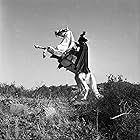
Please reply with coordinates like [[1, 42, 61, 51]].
[[78, 73, 90, 100], [74, 74, 84, 93], [88, 73, 104, 99]]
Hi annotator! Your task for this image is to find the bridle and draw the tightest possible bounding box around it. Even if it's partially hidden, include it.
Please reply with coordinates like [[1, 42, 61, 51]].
[[55, 28, 76, 44], [55, 29, 67, 38]]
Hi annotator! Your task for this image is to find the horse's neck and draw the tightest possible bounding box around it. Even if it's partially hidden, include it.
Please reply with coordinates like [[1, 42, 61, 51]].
[[69, 31, 75, 49], [58, 31, 75, 52], [60, 35, 69, 46]]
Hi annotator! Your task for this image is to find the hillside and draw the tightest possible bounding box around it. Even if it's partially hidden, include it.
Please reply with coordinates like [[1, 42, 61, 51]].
[[0, 75, 140, 140]]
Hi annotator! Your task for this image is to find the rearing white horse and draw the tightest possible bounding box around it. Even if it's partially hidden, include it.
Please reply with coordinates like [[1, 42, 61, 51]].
[[34, 27, 103, 100]]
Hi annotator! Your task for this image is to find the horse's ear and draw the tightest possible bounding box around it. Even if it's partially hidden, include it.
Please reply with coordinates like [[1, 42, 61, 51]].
[[66, 27, 69, 31], [55, 30, 59, 36]]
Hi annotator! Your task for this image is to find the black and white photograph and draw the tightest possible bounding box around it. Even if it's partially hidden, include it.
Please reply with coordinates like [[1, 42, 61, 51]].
[[0, 0, 140, 139]]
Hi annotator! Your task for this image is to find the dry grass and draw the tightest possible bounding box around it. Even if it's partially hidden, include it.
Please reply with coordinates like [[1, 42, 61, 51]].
[[0, 76, 139, 140]]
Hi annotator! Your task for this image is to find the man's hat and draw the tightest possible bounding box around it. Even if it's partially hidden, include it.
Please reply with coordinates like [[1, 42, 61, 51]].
[[78, 31, 88, 43]]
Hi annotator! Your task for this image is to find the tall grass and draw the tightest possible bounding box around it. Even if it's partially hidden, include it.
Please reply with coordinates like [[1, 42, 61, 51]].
[[0, 75, 139, 140]]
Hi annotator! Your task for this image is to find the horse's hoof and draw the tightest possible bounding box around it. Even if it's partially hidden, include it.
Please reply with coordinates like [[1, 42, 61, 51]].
[[43, 54, 46, 58]]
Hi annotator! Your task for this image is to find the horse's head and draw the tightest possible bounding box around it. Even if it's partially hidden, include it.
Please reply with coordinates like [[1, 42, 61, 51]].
[[55, 27, 69, 38], [54, 27, 75, 52]]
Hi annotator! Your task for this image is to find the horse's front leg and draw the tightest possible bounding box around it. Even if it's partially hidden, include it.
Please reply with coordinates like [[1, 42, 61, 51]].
[[43, 49, 48, 58], [34, 45, 46, 50], [34, 45, 48, 58]]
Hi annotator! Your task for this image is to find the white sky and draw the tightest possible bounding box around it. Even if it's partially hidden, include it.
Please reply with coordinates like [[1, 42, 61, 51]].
[[0, 0, 140, 88]]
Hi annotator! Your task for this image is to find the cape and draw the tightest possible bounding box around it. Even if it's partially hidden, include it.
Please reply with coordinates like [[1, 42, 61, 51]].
[[76, 43, 90, 74]]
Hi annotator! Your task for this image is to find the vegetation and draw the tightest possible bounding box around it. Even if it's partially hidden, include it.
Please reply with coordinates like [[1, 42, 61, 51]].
[[0, 75, 139, 140]]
